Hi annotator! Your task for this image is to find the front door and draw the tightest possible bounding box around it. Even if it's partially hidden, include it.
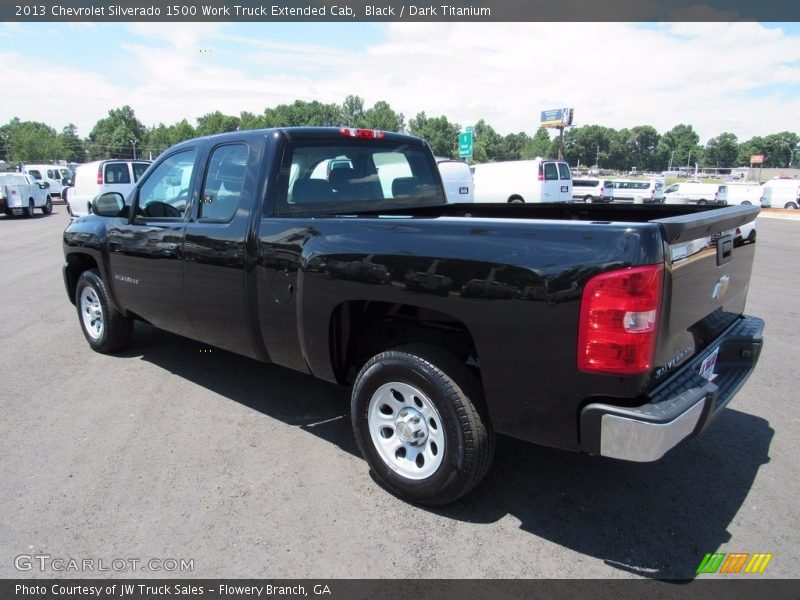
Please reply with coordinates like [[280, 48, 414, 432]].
[[108, 147, 199, 339]]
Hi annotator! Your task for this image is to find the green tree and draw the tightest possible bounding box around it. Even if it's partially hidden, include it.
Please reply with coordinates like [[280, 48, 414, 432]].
[[524, 128, 552, 159], [471, 119, 503, 162], [705, 132, 739, 168], [560, 124, 615, 168], [657, 123, 702, 170], [87, 106, 147, 160], [341, 95, 365, 127], [0, 118, 60, 162], [362, 101, 405, 132], [57, 124, 85, 163], [195, 111, 240, 136], [627, 125, 661, 171], [263, 100, 343, 127], [145, 119, 195, 158], [407, 112, 460, 158]]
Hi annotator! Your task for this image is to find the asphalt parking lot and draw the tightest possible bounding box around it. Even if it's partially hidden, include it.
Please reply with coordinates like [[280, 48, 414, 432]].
[[0, 208, 797, 580]]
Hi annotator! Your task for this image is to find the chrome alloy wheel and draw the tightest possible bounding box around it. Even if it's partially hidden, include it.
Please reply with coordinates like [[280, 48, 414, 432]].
[[367, 382, 445, 480], [80, 286, 104, 340]]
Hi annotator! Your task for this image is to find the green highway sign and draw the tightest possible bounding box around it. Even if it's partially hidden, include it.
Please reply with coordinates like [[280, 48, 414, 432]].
[[459, 129, 473, 158]]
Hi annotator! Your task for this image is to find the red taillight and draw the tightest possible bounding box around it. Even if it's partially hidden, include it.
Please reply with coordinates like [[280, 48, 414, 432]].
[[339, 127, 384, 139], [577, 264, 663, 375], [97, 167, 103, 185], [538, 164, 544, 181]]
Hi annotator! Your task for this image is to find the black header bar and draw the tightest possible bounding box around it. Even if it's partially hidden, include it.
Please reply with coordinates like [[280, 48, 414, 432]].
[[3, 0, 799, 22]]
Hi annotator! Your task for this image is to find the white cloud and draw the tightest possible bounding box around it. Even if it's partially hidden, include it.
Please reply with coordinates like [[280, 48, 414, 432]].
[[1, 22, 799, 144]]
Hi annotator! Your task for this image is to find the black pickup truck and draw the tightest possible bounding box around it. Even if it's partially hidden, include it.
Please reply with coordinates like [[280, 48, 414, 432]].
[[63, 127, 764, 504]]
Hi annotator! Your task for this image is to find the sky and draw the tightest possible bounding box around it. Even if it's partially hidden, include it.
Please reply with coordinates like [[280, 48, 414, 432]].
[[1, 21, 799, 143]]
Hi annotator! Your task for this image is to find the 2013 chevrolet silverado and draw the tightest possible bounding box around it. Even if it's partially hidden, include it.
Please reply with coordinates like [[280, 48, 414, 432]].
[[63, 127, 764, 504]]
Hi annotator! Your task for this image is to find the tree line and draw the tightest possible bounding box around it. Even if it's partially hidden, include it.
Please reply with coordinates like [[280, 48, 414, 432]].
[[0, 96, 797, 171]]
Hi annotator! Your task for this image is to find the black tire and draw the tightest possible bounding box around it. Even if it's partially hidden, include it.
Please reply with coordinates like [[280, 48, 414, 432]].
[[351, 343, 494, 505], [42, 196, 53, 215], [742, 201, 751, 205], [75, 269, 133, 353], [25, 199, 36, 218], [584, 195, 593, 203], [508, 196, 524, 204], [697, 199, 707, 206], [785, 202, 798, 210]]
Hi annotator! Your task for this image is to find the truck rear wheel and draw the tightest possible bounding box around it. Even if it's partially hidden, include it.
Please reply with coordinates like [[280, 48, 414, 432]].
[[351, 344, 494, 505], [75, 269, 133, 353], [25, 199, 36, 218], [42, 196, 53, 215]]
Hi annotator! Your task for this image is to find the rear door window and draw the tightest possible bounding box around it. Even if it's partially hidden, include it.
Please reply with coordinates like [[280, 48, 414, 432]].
[[198, 144, 249, 222], [543, 163, 558, 180], [557, 163, 571, 180]]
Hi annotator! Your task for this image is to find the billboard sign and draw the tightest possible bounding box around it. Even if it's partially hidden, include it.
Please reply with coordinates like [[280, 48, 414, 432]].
[[540, 108, 574, 128], [750, 154, 765, 164]]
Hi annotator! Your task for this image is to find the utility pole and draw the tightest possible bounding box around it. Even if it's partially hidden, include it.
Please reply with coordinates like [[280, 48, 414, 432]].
[[557, 125, 564, 161], [131, 139, 137, 160], [596, 143, 600, 171]]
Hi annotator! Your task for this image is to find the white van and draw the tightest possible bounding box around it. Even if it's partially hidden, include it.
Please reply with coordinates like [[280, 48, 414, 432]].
[[66, 159, 152, 217], [760, 178, 799, 209], [24, 164, 68, 197], [436, 159, 474, 203], [610, 178, 665, 203], [572, 177, 612, 203], [663, 181, 728, 205], [471, 159, 572, 203], [724, 182, 762, 206]]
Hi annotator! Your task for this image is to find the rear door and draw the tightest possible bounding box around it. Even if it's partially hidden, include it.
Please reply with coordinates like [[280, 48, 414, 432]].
[[183, 140, 261, 358], [557, 162, 572, 201], [541, 161, 561, 201]]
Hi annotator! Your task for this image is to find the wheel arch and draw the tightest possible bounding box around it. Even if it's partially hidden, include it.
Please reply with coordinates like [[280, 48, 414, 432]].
[[328, 300, 482, 388], [63, 253, 100, 306]]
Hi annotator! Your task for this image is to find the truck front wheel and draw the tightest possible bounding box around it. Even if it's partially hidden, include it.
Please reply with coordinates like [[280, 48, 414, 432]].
[[75, 269, 133, 353], [351, 344, 494, 505]]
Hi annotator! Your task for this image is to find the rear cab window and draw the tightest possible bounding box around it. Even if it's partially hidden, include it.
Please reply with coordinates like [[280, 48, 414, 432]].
[[275, 139, 445, 215]]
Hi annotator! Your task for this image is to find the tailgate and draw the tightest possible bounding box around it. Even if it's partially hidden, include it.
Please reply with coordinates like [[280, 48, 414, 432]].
[[650, 205, 760, 384]]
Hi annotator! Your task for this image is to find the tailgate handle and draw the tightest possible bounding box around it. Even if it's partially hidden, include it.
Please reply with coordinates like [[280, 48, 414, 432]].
[[717, 234, 733, 266]]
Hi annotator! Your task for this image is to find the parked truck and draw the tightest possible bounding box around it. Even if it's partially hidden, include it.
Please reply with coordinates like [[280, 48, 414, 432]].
[[0, 173, 53, 217], [63, 127, 764, 504]]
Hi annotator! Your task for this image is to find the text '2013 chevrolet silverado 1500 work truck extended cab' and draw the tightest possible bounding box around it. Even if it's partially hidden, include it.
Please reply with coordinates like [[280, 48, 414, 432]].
[[63, 127, 764, 505]]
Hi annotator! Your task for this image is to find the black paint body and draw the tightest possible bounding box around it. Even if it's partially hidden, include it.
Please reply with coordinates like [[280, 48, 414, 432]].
[[63, 128, 761, 452]]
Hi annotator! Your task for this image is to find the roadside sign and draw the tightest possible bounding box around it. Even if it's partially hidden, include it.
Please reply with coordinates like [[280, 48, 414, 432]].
[[541, 108, 574, 128], [750, 154, 765, 164], [459, 130, 473, 158]]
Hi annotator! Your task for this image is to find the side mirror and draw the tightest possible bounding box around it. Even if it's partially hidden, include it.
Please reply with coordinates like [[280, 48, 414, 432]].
[[43, 181, 50, 189], [92, 192, 125, 217], [62, 177, 70, 185]]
